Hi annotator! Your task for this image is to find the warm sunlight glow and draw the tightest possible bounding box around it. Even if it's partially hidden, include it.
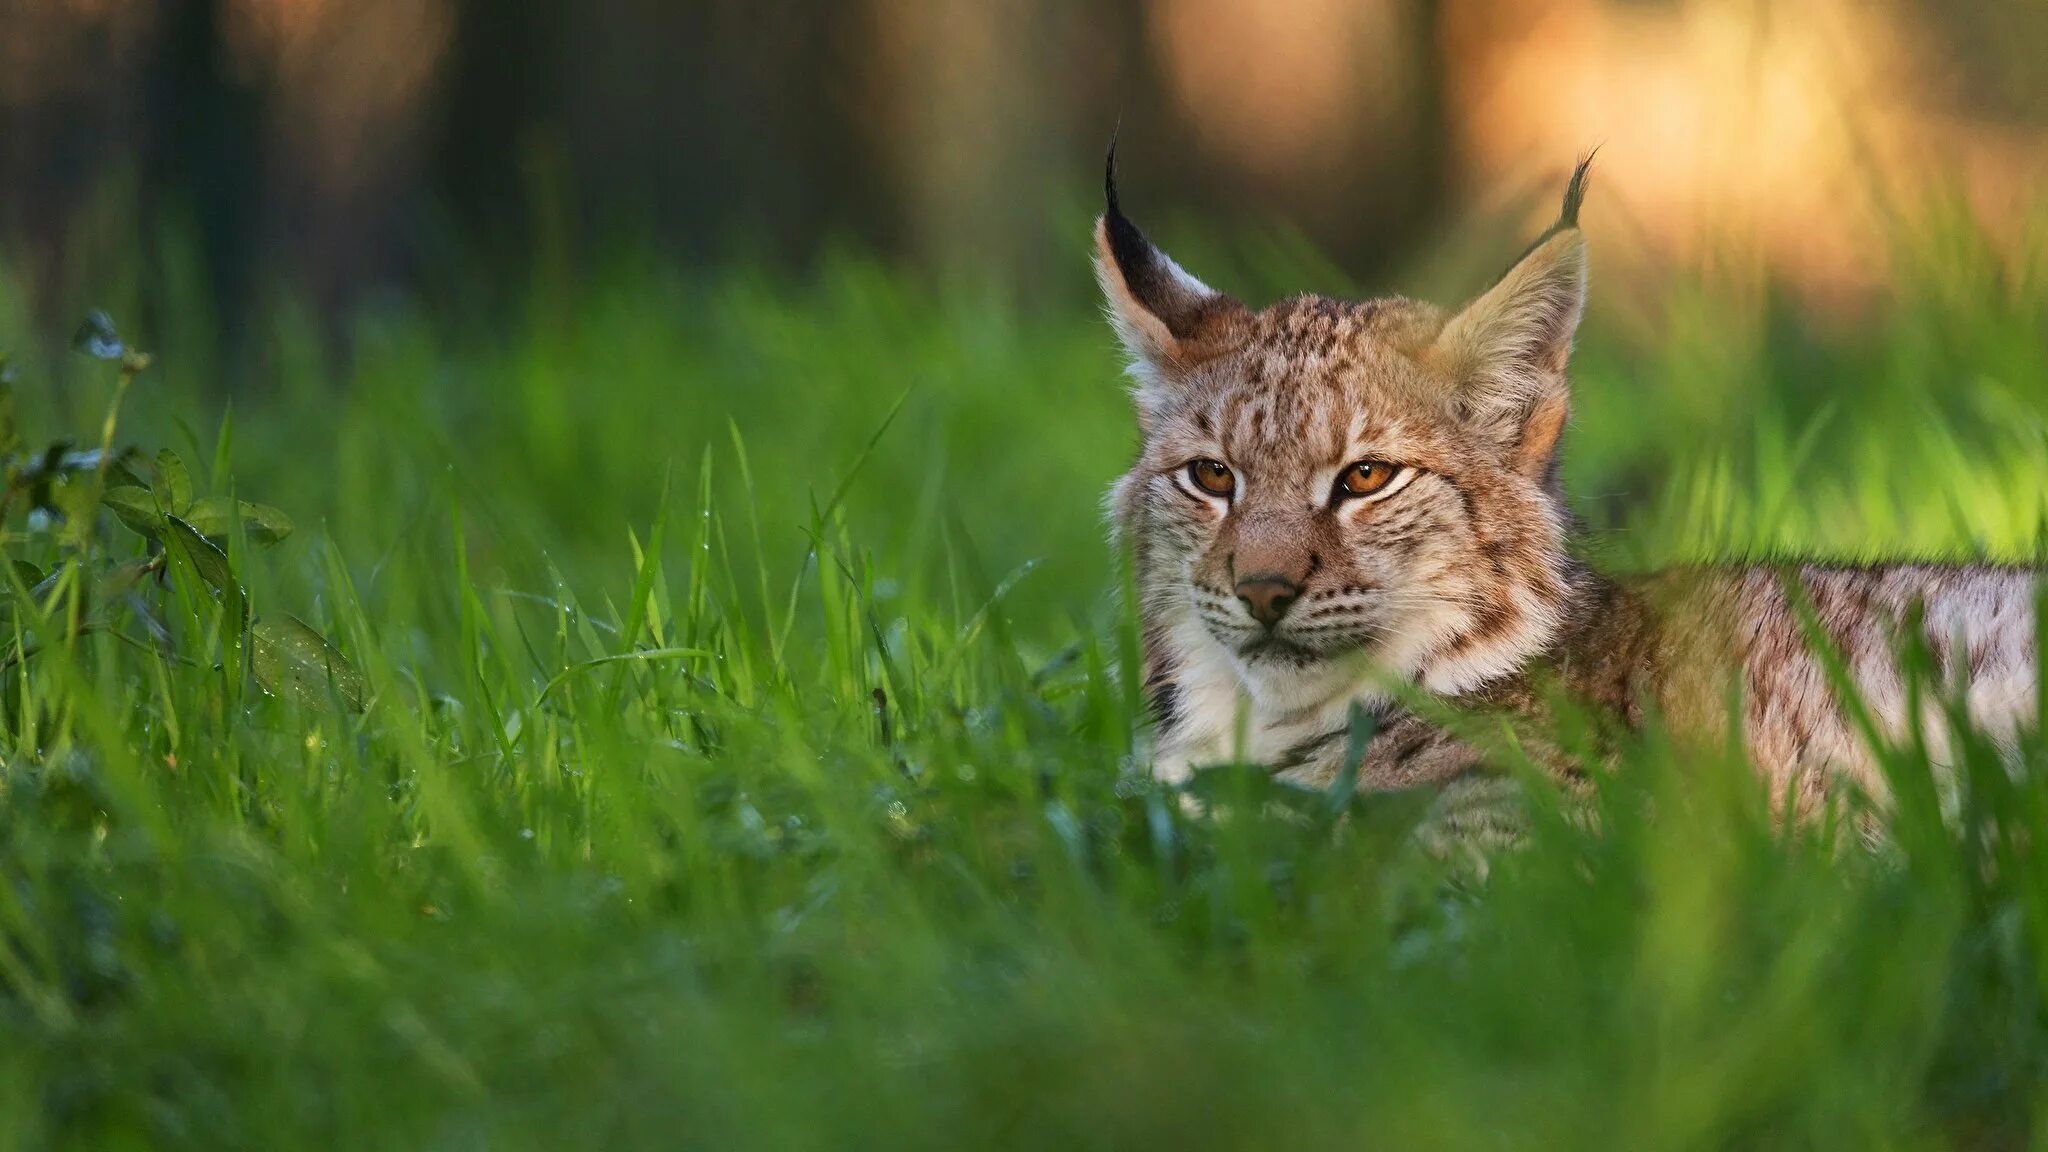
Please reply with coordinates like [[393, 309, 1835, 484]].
[[223, 0, 453, 193], [1147, 0, 1417, 176], [1443, 0, 2048, 294]]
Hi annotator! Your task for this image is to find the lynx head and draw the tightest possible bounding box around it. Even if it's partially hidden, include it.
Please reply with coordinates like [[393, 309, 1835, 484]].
[[1101, 151, 1591, 699]]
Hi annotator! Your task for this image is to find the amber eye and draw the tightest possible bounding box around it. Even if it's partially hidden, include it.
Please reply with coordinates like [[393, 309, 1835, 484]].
[[1186, 459, 1235, 498], [1335, 460, 1403, 500]]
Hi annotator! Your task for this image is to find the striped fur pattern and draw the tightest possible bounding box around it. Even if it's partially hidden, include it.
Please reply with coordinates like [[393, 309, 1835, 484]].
[[1096, 152, 2038, 816]]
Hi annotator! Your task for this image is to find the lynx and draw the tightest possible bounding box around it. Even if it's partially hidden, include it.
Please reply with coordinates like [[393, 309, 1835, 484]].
[[1097, 149, 2038, 820]]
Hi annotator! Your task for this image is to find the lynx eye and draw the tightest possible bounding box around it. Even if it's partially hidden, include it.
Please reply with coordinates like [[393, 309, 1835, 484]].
[[1335, 460, 1404, 500], [1185, 459, 1235, 498]]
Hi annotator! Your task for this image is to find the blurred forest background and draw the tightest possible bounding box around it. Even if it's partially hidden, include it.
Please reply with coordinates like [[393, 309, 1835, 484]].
[[5, 0, 2047, 355]]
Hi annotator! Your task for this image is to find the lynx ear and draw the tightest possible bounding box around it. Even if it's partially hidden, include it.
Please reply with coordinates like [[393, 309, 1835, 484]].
[[1434, 157, 1593, 478], [1094, 141, 1245, 410]]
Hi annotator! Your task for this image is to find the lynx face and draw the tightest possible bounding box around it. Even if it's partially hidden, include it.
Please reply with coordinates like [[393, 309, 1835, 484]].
[[1098, 153, 1594, 763], [1117, 309, 1574, 688]]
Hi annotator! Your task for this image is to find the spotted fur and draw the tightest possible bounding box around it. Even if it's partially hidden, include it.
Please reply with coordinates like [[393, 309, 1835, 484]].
[[1096, 151, 2038, 815]]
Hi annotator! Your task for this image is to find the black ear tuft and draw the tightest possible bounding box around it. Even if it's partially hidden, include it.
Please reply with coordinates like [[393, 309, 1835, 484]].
[[1094, 131, 1244, 370], [1556, 148, 1597, 231], [1104, 129, 1122, 219], [1102, 131, 1166, 310], [1498, 150, 1597, 275]]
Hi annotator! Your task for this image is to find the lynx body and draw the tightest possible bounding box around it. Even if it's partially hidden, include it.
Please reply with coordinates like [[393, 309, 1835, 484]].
[[1097, 154, 2037, 814]]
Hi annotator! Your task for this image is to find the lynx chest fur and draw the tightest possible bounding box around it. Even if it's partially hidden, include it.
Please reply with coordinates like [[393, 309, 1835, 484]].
[[1095, 153, 2038, 812]]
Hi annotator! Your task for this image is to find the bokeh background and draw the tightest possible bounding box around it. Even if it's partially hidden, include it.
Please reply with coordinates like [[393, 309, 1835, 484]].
[[8, 0, 2047, 328]]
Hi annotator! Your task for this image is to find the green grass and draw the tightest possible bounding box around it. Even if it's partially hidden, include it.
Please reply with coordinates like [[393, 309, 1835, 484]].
[[4, 201, 2048, 1149]]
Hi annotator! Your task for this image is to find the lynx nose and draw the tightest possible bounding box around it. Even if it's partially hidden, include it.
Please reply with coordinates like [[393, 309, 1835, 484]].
[[1235, 577, 1301, 629]]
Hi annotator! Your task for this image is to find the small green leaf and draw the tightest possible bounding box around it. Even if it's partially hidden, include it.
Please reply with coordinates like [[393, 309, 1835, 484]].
[[164, 515, 233, 594], [183, 496, 293, 546], [164, 514, 246, 632], [10, 561, 44, 591], [175, 498, 231, 539], [157, 449, 193, 512], [102, 486, 164, 539], [105, 451, 150, 492], [71, 311, 125, 361], [252, 614, 366, 712], [243, 503, 293, 544]]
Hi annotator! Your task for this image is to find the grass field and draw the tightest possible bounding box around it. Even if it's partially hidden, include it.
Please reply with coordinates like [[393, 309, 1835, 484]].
[[5, 199, 2048, 1149]]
